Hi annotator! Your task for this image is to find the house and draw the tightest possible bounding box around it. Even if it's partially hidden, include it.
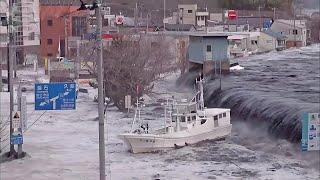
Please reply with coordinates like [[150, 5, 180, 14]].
[[188, 32, 230, 75], [270, 19, 310, 48], [260, 29, 286, 51], [228, 34, 250, 58], [227, 30, 286, 58]]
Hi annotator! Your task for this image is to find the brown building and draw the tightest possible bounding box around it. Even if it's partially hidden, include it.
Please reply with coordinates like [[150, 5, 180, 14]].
[[40, 6, 88, 60]]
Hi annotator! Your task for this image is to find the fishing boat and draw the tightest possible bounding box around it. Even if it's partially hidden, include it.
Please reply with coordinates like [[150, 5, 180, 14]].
[[118, 78, 232, 153]]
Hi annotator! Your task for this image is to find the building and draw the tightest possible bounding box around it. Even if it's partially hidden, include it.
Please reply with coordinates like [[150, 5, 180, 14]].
[[270, 19, 310, 48], [227, 30, 286, 57], [169, 4, 209, 27], [40, 6, 88, 59], [0, 0, 40, 65], [177, 4, 198, 25], [195, 11, 209, 27], [260, 29, 286, 51], [188, 33, 230, 75]]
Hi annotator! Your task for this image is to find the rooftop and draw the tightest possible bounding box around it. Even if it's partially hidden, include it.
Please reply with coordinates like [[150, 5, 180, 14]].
[[263, 29, 286, 40], [188, 32, 231, 37], [275, 19, 307, 29]]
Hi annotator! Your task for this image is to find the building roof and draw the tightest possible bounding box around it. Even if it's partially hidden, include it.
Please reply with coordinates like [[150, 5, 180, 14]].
[[274, 19, 307, 29], [188, 32, 231, 37], [208, 16, 272, 30], [165, 24, 196, 31], [263, 29, 286, 40]]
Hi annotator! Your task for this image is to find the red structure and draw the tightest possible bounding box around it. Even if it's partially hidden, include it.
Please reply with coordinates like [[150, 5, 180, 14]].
[[40, 6, 88, 60], [228, 10, 237, 20]]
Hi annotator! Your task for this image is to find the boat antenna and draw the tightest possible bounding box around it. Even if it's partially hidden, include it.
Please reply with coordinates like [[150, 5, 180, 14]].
[[219, 59, 222, 91]]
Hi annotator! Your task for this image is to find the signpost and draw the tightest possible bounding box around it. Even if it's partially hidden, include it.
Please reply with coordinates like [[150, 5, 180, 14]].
[[21, 96, 27, 130], [35, 82, 77, 111], [10, 133, 23, 145], [302, 113, 320, 151], [12, 111, 21, 129], [125, 95, 131, 113], [11, 111, 23, 145]]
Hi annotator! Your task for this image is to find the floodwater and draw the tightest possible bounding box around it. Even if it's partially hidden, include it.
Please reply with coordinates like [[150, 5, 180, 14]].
[[205, 44, 320, 142]]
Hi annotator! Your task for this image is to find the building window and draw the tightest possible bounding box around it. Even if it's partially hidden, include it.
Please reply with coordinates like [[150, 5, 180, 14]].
[[293, 29, 298, 35], [47, 53, 53, 57], [188, 10, 193, 13], [219, 114, 222, 118], [201, 16, 205, 20], [223, 113, 226, 117], [28, 32, 35, 40], [47, 39, 53, 45], [251, 40, 258, 45], [72, 17, 87, 37], [206, 45, 212, 52], [47, 19, 53, 26], [214, 116, 218, 127]]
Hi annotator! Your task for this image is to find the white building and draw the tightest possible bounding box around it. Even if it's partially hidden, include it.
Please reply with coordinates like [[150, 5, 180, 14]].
[[0, 0, 40, 65], [177, 4, 197, 25], [196, 12, 209, 27], [228, 31, 286, 58], [168, 4, 209, 27]]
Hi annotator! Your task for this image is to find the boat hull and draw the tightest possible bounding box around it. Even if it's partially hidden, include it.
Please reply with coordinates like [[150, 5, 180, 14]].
[[119, 124, 232, 153]]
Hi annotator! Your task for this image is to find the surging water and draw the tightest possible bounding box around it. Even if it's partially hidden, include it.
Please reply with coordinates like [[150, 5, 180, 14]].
[[204, 44, 320, 142]]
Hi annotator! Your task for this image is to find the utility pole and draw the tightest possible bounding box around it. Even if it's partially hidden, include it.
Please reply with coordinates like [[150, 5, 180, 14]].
[[146, 13, 149, 32], [17, 82, 23, 158], [95, 0, 106, 179], [293, 6, 296, 47], [64, 16, 68, 58], [163, 0, 166, 30], [273, 8, 276, 20], [258, 5, 262, 31], [7, 22, 10, 92], [134, 3, 137, 30], [76, 40, 80, 84], [8, 0, 15, 155]]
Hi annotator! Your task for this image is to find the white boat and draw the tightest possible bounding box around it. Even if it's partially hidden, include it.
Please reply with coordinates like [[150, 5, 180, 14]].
[[118, 78, 232, 153], [230, 62, 245, 71]]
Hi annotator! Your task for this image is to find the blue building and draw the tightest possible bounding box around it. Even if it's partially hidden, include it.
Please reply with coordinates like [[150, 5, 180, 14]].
[[187, 33, 230, 75]]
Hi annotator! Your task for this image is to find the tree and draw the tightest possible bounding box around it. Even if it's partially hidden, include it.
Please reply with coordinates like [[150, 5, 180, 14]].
[[103, 34, 175, 110]]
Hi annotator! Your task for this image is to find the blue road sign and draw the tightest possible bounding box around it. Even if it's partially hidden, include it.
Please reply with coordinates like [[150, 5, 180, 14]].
[[11, 134, 23, 145], [35, 82, 76, 110]]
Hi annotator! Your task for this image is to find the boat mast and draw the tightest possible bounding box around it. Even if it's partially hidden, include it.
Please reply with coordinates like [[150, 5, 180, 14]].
[[198, 78, 205, 111]]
